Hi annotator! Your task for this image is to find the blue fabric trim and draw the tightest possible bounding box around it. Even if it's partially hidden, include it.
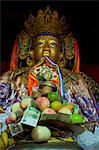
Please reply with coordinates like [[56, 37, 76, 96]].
[[46, 57, 65, 98], [35, 32, 57, 38]]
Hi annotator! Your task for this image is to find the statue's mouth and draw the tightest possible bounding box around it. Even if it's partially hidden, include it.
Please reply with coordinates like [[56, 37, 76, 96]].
[[42, 50, 51, 57]]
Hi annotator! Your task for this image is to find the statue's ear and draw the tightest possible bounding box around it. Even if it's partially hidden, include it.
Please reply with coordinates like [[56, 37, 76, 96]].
[[58, 51, 64, 66], [28, 50, 35, 66], [58, 51, 66, 68], [29, 50, 34, 59], [59, 52, 64, 60]]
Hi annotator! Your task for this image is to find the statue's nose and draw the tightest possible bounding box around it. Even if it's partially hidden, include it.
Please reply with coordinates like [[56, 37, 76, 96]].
[[43, 42, 50, 51]]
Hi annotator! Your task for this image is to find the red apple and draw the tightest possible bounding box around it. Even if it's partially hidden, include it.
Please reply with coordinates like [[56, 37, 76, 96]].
[[35, 97, 50, 111]]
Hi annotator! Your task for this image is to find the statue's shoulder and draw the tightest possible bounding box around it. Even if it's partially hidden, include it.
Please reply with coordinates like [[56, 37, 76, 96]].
[[61, 68, 79, 81], [61, 68, 99, 96], [80, 71, 99, 95], [1, 67, 31, 81]]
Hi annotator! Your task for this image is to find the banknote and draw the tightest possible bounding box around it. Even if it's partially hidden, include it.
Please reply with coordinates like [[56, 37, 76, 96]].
[[21, 105, 41, 127]]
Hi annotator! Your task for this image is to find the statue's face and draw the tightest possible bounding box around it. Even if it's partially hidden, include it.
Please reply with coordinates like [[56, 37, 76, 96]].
[[34, 35, 61, 63]]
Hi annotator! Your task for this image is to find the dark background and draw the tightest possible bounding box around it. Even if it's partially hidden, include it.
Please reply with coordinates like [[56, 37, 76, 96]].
[[1, 1, 99, 81]]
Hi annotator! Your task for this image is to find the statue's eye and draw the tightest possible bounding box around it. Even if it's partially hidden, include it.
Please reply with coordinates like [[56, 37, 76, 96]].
[[36, 42, 44, 47], [50, 42, 57, 47]]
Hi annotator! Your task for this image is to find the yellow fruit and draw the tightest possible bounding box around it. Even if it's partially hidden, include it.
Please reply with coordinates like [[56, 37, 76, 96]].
[[2, 131, 9, 148], [48, 137, 62, 143], [0, 139, 4, 149], [64, 137, 75, 142], [9, 138, 15, 146], [50, 101, 63, 112]]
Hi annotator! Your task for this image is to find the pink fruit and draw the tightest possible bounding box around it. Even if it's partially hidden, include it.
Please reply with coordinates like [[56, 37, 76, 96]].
[[42, 108, 56, 114], [35, 97, 50, 111]]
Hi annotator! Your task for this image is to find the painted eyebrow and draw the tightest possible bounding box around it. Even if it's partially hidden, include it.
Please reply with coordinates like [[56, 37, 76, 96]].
[[36, 40, 45, 42], [49, 40, 57, 43]]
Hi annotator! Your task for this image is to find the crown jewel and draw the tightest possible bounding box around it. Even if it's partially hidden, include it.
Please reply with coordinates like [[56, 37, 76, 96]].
[[24, 6, 69, 39]]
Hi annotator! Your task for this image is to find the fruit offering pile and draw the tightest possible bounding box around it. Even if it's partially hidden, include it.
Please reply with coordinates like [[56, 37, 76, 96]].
[[0, 82, 85, 149]]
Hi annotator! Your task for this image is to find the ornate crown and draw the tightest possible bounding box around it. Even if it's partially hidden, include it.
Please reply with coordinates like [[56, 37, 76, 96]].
[[24, 6, 69, 40]]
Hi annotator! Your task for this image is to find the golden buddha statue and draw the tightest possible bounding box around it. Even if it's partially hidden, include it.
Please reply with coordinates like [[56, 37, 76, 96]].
[[0, 7, 99, 150], [0, 6, 99, 122]]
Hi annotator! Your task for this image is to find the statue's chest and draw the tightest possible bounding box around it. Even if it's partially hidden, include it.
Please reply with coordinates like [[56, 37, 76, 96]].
[[28, 57, 64, 97], [32, 63, 59, 86]]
